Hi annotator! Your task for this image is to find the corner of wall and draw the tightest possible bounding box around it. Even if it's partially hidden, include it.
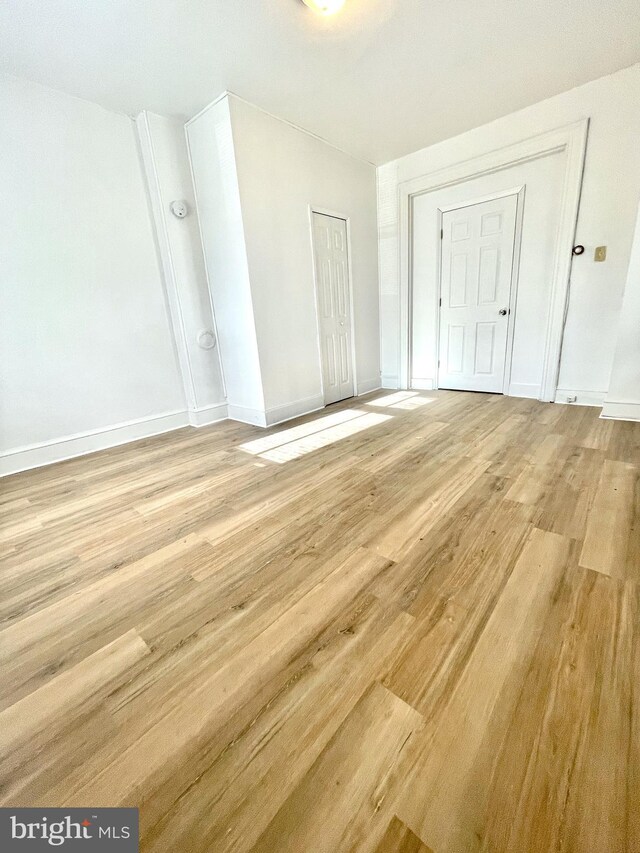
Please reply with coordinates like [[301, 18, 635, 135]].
[[186, 95, 266, 417]]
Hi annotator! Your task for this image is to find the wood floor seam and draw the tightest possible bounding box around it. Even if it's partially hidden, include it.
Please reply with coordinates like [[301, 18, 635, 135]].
[[1, 389, 639, 851]]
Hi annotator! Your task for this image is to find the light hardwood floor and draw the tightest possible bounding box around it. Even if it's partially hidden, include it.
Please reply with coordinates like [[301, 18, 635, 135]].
[[1, 390, 639, 852]]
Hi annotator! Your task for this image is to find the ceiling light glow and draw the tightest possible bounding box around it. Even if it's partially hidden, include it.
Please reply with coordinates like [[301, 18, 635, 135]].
[[302, 0, 346, 15]]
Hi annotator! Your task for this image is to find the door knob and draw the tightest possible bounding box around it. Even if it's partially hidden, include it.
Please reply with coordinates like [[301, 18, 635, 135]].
[[498, 308, 508, 316]]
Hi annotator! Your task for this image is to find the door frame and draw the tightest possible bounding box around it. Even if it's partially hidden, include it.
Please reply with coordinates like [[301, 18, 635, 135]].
[[399, 119, 589, 401], [308, 206, 358, 404], [434, 186, 525, 395]]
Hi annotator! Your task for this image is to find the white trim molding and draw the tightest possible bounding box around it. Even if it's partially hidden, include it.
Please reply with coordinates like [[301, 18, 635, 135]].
[[227, 393, 326, 428], [507, 382, 541, 399], [189, 403, 228, 427], [136, 111, 198, 411], [397, 119, 589, 401], [1, 402, 230, 477], [357, 377, 382, 395], [554, 388, 606, 407], [382, 374, 399, 389], [600, 401, 640, 422], [265, 394, 325, 427], [411, 378, 435, 391], [226, 404, 268, 428], [1, 410, 189, 477]]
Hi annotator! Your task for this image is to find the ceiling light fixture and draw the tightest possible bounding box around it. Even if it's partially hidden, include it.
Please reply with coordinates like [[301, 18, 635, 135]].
[[301, 0, 346, 15]]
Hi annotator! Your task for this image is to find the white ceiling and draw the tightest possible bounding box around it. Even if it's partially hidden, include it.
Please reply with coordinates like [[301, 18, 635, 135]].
[[2, 0, 639, 164]]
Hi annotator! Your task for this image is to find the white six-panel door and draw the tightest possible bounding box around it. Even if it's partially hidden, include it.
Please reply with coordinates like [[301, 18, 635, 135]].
[[438, 194, 518, 393], [312, 213, 354, 405]]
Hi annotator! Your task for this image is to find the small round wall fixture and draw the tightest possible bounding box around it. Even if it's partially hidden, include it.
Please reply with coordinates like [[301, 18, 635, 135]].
[[197, 329, 216, 350], [301, 0, 346, 15], [572, 245, 585, 256], [170, 200, 189, 219]]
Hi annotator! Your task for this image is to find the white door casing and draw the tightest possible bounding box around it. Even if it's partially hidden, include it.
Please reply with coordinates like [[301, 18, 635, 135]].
[[398, 120, 589, 398], [312, 212, 354, 405], [438, 194, 518, 393]]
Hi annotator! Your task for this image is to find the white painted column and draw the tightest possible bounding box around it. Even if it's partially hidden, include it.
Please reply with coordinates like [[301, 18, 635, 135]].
[[136, 111, 228, 427]]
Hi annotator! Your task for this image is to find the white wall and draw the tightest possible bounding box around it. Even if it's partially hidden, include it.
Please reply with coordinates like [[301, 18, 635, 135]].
[[0, 75, 192, 474], [379, 63, 640, 401], [186, 97, 266, 424], [188, 94, 381, 426], [602, 201, 640, 421], [136, 111, 227, 425], [229, 96, 380, 417]]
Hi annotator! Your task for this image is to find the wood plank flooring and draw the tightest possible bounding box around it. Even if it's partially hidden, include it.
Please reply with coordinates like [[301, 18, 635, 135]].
[[1, 389, 639, 852]]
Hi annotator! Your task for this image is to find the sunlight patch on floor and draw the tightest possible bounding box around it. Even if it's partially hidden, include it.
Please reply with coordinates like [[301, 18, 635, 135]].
[[366, 391, 436, 410], [390, 396, 435, 410], [257, 412, 393, 463], [239, 409, 366, 455]]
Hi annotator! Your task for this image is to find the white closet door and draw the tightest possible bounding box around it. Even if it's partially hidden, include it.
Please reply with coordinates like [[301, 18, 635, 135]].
[[312, 213, 354, 405], [438, 195, 518, 393]]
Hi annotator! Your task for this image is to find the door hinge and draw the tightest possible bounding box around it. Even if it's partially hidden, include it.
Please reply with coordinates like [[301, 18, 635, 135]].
[[440, 228, 443, 239], [438, 359, 441, 367], [439, 297, 442, 307]]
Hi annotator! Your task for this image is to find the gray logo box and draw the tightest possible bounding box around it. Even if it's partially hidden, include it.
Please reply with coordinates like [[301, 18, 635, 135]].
[[0, 808, 138, 851]]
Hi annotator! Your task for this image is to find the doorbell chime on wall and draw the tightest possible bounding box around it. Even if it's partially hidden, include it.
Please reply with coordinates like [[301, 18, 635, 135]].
[[170, 200, 189, 218]]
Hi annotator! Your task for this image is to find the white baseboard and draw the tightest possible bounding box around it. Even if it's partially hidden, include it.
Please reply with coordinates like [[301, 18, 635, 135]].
[[600, 400, 640, 422], [265, 394, 325, 427], [554, 388, 606, 407], [228, 394, 326, 429], [227, 404, 268, 427], [507, 382, 540, 400], [357, 377, 382, 396], [188, 402, 228, 427], [411, 377, 435, 391], [381, 374, 399, 389], [1, 409, 190, 477], [1, 401, 231, 477], [230, 389, 367, 430]]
